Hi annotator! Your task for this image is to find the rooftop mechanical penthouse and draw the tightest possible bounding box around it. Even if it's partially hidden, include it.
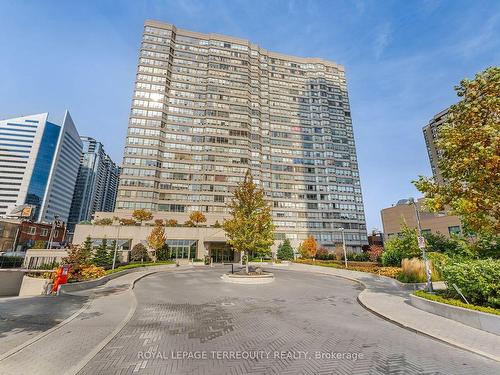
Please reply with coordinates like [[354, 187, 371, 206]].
[[116, 20, 367, 251]]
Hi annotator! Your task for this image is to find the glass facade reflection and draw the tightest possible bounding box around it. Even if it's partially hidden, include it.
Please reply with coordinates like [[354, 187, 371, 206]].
[[25, 122, 60, 218]]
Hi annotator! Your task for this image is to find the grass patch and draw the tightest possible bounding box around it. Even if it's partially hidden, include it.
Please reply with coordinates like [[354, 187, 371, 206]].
[[414, 290, 500, 316], [105, 261, 175, 275]]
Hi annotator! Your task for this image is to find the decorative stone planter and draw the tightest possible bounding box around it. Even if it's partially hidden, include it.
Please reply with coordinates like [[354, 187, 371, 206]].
[[221, 272, 275, 284]]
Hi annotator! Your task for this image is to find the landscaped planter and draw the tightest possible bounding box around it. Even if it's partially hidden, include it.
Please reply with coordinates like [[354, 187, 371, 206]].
[[221, 272, 275, 284], [59, 264, 175, 294], [409, 294, 500, 336]]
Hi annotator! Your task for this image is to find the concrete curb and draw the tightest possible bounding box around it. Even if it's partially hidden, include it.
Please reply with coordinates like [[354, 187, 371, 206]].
[[0, 298, 94, 362], [280, 264, 500, 363], [409, 294, 500, 336]]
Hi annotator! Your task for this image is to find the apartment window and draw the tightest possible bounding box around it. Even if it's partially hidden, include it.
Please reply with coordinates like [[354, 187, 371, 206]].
[[41, 228, 49, 237], [448, 226, 461, 235], [421, 229, 431, 235], [28, 226, 36, 235]]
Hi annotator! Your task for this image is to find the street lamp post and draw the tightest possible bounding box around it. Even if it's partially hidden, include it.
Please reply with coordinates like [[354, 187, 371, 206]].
[[336, 228, 348, 268], [46, 215, 60, 249], [409, 198, 433, 292], [112, 222, 121, 270]]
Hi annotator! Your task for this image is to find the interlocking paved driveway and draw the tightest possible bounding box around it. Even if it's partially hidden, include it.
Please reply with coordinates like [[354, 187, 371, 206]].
[[79, 267, 500, 375]]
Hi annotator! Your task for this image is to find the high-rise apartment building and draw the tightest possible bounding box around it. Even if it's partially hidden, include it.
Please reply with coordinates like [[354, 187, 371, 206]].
[[68, 137, 120, 232], [0, 111, 82, 224], [116, 20, 367, 250], [423, 107, 449, 183]]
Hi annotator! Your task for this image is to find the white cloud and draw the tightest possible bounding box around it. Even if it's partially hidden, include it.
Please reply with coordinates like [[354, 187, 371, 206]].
[[373, 22, 392, 60]]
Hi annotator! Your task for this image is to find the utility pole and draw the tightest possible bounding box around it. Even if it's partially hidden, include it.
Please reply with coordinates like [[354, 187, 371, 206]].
[[409, 198, 433, 292]]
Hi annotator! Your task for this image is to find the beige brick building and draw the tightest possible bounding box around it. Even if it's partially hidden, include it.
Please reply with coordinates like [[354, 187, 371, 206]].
[[381, 198, 462, 240]]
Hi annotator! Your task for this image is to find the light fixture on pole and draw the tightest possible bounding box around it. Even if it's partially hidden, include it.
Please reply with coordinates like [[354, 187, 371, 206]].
[[112, 220, 121, 270], [408, 197, 433, 292], [336, 228, 347, 268]]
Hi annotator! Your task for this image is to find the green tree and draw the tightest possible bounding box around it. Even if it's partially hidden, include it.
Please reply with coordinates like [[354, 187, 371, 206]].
[[92, 238, 112, 268], [132, 209, 153, 224], [130, 243, 150, 262], [223, 170, 275, 273], [277, 238, 294, 260], [414, 67, 500, 236], [81, 236, 93, 261], [156, 243, 171, 261], [381, 223, 421, 266]]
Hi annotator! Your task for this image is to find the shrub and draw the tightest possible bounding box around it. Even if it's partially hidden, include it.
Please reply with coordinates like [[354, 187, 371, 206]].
[[398, 257, 439, 283], [32, 239, 46, 249], [80, 265, 105, 280], [130, 243, 150, 262], [346, 252, 369, 262], [315, 246, 329, 260], [120, 218, 137, 226], [441, 259, 500, 308], [277, 238, 294, 260], [132, 209, 153, 223], [94, 218, 113, 225], [427, 252, 449, 277], [0, 256, 24, 268], [368, 245, 384, 262], [166, 219, 178, 227]]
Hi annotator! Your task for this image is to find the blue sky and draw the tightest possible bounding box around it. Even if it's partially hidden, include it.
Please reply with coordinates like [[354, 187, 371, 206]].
[[1, 0, 499, 231]]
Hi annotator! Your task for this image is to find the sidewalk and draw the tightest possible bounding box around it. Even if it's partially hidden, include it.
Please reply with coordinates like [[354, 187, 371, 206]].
[[0, 264, 182, 375], [284, 262, 500, 362]]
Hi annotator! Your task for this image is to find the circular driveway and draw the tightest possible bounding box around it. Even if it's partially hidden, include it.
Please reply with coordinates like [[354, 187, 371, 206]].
[[80, 267, 500, 374]]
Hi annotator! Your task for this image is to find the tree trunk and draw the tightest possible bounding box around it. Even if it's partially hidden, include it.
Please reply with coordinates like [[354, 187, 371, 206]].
[[245, 250, 249, 274]]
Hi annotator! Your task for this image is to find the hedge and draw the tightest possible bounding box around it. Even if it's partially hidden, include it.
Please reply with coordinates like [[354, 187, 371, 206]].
[[441, 259, 500, 308]]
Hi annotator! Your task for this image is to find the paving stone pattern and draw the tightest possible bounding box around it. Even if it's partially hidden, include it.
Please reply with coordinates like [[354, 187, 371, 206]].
[[79, 268, 500, 375]]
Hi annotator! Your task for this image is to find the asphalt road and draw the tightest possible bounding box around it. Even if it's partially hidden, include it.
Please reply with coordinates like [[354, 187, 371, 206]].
[[78, 267, 500, 375]]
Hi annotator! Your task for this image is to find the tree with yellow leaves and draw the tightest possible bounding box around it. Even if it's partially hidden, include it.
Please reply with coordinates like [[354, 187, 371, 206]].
[[189, 211, 207, 227], [299, 235, 318, 259], [414, 67, 500, 236]]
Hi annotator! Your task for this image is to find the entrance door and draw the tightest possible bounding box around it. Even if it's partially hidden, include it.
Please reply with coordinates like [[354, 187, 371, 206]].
[[210, 246, 234, 263]]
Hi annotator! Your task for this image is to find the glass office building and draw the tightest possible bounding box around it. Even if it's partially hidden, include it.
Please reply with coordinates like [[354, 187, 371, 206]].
[[116, 20, 367, 251], [0, 111, 82, 224]]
